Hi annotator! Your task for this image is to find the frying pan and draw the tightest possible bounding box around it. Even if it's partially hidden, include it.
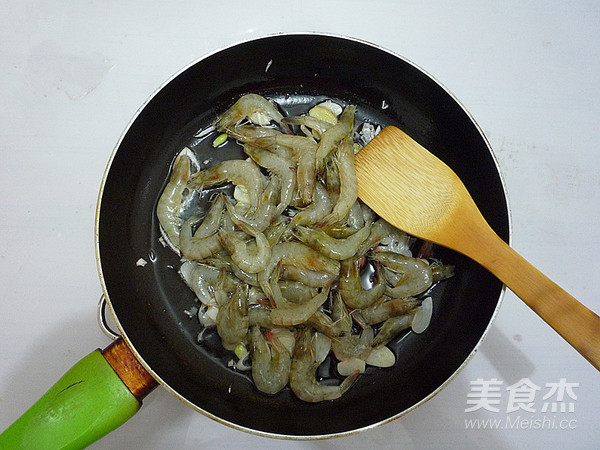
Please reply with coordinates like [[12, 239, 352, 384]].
[[0, 33, 509, 446]]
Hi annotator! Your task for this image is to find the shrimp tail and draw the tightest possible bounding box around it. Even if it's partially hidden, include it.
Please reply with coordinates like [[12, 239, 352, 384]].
[[338, 369, 360, 395]]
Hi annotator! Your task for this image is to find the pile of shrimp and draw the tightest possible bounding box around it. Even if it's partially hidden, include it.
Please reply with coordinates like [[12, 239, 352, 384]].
[[157, 93, 454, 402]]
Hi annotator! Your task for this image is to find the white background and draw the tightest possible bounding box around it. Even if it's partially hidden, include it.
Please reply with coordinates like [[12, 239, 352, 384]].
[[1, 1, 598, 449]]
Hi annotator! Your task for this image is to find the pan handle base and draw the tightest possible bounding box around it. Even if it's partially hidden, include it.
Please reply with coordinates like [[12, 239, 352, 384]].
[[0, 341, 156, 449]]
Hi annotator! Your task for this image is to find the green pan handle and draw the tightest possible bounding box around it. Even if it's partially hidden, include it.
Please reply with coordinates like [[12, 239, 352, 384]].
[[0, 339, 158, 449]]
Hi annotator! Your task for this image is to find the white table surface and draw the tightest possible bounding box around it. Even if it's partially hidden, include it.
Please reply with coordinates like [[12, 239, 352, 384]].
[[1, 1, 598, 449]]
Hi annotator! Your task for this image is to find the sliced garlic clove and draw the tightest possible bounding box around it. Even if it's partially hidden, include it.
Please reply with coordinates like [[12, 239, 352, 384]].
[[337, 357, 366, 376], [412, 296, 433, 334], [313, 331, 332, 364], [365, 346, 396, 368]]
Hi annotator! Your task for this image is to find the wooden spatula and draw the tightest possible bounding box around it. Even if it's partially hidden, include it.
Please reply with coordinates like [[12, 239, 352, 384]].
[[355, 125, 600, 370]]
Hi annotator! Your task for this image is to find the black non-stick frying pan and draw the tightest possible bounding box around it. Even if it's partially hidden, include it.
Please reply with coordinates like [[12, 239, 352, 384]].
[[0, 33, 509, 446]]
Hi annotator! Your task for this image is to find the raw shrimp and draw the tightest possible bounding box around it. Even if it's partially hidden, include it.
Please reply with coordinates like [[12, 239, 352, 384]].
[[315, 105, 356, 174], [250, 326, 291, 395], [253, 134, 317, 204], [216, 284, 249, 350], [376, 225, 413, 257], [215, 93, 285, 130], [187, 159, 263, 210], [180, 217, 245, 260], [306, 310, 346, 339], [345, 201, 365, 228], [293, 219, 372, 260], [179, 261, 238, 305], [356, 219, 395, 255], [179, 261, 218, 305], [217, 221, 270, 274], [323, 158, 341, 204], [371, 251, 433, 298], [225, 124, 282, 142], [290, 328, 358, 403], [212, 267, 233, 307], [263, 241, 340, 277], [263, 218, 290, 246], [288, 183, 332, 227], [248, 305, 274, 328], [319, 137, 358, 226], [204, 255, 260, 287], [192, 193, 225, 239], [339, 258, 387, 309], [258, 241, 339, 300], [243, 145, 296, 217], [358, 297, 421, 325], [279, 265, 337, 288], [248, 286, 267, 304], [370, 314, 413, 348], [270, 287, 330, 327], [282, 115, 333, 137], [228, 176, 280, 232], [156, 153, 191, 247], [158, 95, 457, 403], [431, 260, 455, 283], [278, 281, 318, 304], [331, 291, 353, 333], [331, 326, 374, 362], [318, 223, 360, 239]]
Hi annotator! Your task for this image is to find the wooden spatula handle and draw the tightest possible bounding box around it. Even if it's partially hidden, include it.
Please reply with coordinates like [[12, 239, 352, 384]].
[[477, 232, 600, 370]]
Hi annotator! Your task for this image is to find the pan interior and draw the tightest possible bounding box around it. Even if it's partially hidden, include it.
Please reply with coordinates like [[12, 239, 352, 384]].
[[97, 34, 508, 437]]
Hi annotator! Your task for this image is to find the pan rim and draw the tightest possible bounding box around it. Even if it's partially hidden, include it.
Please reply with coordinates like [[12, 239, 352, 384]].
[[94, 31, 512, 439]]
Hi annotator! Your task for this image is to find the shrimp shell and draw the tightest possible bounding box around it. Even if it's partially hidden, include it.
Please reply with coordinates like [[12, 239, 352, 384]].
[[356, 219, 395, 255], [204, 255, 261, 287], [319, 224, 361, 239], [258, 241, 338, 301], [263, 218, 290, 247], [259, 242, 340, 291], [225, 124, 281, 142], [278, 281, 318, 304], [431, 260, 456, 283], [236, 176, 280, 232]]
